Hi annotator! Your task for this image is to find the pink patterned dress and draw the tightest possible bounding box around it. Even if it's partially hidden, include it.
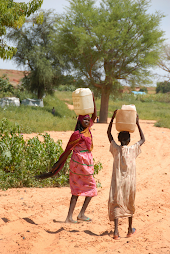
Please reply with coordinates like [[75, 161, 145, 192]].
[[69, 128, 97, 197]]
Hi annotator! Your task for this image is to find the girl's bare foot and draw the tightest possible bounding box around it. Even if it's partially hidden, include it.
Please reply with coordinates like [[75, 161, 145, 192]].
[[65, 218, 77, 223], [113, 234, 120, 240], [113, 229, 119, 240], [127, 228, 136, 237], [77, 215, 92, 221]]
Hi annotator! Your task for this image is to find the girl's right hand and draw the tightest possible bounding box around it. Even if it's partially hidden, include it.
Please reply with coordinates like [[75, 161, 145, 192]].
[[50, 161, 60, 173]]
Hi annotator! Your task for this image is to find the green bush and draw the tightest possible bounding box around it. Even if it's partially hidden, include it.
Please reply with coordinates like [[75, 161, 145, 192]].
[[0, 118, 102, 190], [0, 118, 66, 189], [0, 75, 14, 96], [57, 84, 76, 92], [156, 81, 170, 94], [139, 86, 148, 93], [13, 85, 35, 101]]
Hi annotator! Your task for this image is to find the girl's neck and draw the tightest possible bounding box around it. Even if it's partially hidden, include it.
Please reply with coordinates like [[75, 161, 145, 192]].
[[121, 142, 130, 146]]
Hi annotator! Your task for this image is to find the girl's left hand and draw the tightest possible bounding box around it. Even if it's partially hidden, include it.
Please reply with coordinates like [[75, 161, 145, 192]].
[[136, 114, 139, 124], [112, 109, 118, 118]]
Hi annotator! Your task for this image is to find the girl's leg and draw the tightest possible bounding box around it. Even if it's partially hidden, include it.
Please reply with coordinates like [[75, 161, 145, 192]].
[[77, 196, 92, 221], [128, 216, 133, 234], [113, 218, 119, 239], [65, 195, 78, 223], [127, 216, 136, 236]]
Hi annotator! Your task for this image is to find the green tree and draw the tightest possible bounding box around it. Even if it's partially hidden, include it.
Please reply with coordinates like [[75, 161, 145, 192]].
[[0, 0, 43, 59], [55, 0, 165, 122], [8, 11, 65, 99], [158, 44, 170, 80], [156, 81, 170, 93]]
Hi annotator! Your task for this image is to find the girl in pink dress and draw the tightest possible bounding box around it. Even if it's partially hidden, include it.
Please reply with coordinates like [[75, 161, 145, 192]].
[[36, 95, 97, 223]]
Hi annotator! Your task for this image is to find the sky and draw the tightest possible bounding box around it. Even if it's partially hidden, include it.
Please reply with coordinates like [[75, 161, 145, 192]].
[[0, 0, 170, 85]]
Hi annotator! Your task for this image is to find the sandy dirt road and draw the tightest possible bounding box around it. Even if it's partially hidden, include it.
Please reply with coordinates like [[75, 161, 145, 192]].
[[0, 120, 170, 254]]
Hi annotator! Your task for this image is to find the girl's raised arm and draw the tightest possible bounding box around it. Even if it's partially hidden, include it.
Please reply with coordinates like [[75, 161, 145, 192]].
[[91, 93, 97, 122], [136, 114, 145, 146], [107, 110, 117, 143]]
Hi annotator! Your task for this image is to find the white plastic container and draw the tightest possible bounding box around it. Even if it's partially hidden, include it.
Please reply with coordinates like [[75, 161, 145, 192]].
[[116, 105, 137, 133], [72, 88, 94, 115]]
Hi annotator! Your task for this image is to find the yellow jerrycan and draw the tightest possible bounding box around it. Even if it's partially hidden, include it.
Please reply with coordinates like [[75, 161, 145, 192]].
[[72, 88, 94, 115], [116, 105, 137, 133]]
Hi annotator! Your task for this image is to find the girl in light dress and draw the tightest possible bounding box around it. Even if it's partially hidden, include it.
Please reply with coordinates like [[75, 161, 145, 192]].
[[107, 110, 145, 239]]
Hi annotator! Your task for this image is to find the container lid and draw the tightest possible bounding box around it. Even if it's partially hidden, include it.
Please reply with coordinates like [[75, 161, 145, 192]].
[[72, 88, 92, 96], [121, 104, 136, 111]]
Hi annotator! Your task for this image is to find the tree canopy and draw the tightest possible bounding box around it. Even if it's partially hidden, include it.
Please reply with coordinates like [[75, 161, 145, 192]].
[[158, 44, 170, 81], [55, 0, 165, 122], [156, 81, 170, 94], [0, 0, 43, 59], [8, 10, 66, 99]]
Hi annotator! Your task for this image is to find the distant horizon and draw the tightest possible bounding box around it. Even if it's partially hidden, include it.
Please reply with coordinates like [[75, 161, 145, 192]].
[[0, 69, 158, 87]]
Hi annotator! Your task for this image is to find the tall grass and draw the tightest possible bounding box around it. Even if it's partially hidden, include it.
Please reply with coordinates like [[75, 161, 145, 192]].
[[107, 93, 170, 128], [1, 90, 170, 131], [0, 91, 77, 133]]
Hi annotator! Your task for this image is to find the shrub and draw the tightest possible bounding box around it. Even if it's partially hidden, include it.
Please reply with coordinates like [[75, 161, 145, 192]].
[[139, 86, 148, 93], [156, 81, 170, 93], [57, 84, 76, 92], [0, 118, 102, 189], [0, 75, 14, 96]]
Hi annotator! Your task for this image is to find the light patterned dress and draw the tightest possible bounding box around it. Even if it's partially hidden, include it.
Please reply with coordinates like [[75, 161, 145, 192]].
[[108, 141, 141, 220]]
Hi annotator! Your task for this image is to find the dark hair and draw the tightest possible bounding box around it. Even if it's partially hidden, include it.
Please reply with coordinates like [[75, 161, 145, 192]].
[[75, 120, 85, 133], [118, 131, 130, 146]]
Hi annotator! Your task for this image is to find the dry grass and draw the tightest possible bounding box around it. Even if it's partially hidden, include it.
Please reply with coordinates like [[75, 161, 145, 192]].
[[147, 86, 156, 94]]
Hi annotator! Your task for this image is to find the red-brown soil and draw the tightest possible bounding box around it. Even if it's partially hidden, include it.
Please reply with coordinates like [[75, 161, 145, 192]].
[[0, 120, 169, 254], [0, 69, 25, 86]]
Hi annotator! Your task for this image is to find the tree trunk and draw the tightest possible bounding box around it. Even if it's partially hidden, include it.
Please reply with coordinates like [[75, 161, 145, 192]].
[[99, 87, 110, 123], [38, 88, 43, 99]]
